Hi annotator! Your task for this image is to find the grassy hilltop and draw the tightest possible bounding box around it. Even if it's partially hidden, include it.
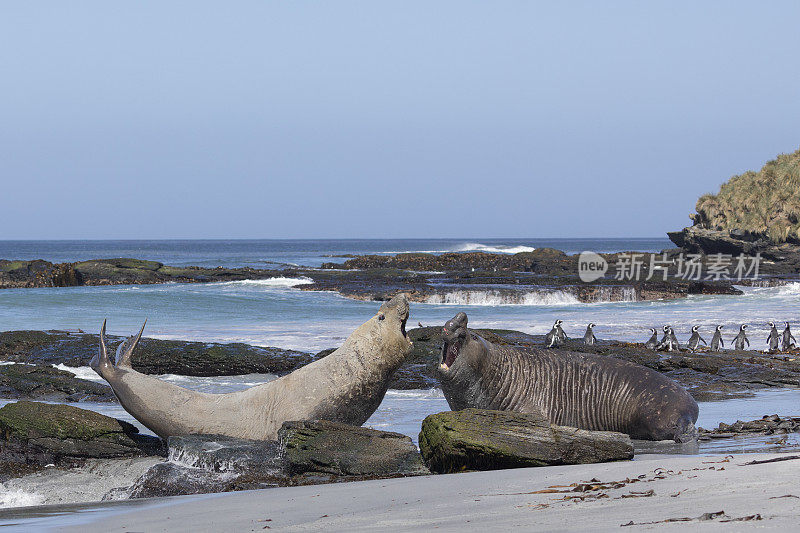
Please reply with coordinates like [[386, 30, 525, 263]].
[[691, 147, 800, 243]]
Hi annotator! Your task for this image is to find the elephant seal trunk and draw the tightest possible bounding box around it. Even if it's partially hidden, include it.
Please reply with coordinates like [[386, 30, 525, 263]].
[[437, 312, 699, 443], [91, 295, 412, 441]]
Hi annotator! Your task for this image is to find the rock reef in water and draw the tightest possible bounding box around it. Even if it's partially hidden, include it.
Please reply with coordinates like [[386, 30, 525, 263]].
[[0, 329, 311, 377], [418, 409, 634, 474], [0, 252, 748, 304], [0, 363, 114, 402]]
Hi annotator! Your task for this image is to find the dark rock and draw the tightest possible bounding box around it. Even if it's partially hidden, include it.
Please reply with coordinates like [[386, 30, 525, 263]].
[[0, 363, 114, 402], [127, 462, 239, 498], [668, 226, 800, 274], [167, 434, 286, 473], [279, 420, 429, 480], [128, 435, 288, 498], [699, 415, 800, 439], [0, 401, 164, 468], [129, 423, 429, 498], [418, 409, 634, 474]]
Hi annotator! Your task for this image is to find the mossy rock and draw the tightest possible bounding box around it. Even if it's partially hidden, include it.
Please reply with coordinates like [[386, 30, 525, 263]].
[[419, 409, 633, 474], [0, 401, 163, 464], [279, 420, 429, 478], [0, 261, 29, 273]]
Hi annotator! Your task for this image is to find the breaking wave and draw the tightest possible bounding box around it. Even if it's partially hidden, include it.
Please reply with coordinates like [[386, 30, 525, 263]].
[[380, 242, 536, 255], [53, 364, 106, 382], [0, 485, 44, 509], [425, 290, 581, 306], [217, 277, 313, 288], [454, 242, 536, 254]]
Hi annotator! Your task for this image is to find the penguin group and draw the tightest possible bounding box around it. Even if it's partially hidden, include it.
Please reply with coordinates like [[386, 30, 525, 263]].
[[647, 322, 797, 353], [542, 320, 798, 353]]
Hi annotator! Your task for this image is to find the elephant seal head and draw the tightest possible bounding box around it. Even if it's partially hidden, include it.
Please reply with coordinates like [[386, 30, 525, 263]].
[[436, 312, 493, 410], [370, 294, 412, 357], [439, 312, 470, 370]]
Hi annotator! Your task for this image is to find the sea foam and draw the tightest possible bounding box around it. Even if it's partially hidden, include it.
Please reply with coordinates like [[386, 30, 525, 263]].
[[218, 277, 314, 288], [0, 485, 44, 509]]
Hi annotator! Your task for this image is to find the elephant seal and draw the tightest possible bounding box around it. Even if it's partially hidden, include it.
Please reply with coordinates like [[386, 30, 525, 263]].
[[437, 312, 698, 442], [91, 295, 412, 441]]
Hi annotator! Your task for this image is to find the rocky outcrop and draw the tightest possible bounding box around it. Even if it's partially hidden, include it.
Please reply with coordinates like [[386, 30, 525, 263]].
[[0, 330, 311, 377], [0, 258, 300, 290], [699, 414, 800, 440], [127, 422, 428, 498], [279, 420, 429, 482], [689, 147, 800, 244], [418, 409, 634, 474], [667, 227, 800, 277], [0, 401, 163, 469], [0, 363, 114, 402]]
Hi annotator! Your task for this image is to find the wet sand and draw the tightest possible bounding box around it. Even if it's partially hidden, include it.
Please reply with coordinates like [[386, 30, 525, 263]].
[[3, 453, 799, 532]]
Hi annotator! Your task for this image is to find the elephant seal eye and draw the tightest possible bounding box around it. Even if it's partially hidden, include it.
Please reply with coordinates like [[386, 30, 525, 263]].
[[378, 314, 385, 321]]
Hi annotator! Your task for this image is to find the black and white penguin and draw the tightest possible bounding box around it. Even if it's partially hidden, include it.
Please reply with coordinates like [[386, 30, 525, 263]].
[[767, 322, 781, 352], [782, 322, 796, 352], [556, 320, 567, 343], [644, 327, 659, 350], [545, 319, 564, 348], [710, 325, 724, 352], [733, 324, 749, 351], [668, 326, 680, 351], [583, 323, 596, 346], [687, 325, 707, 351], [658, 325, 678, 351]]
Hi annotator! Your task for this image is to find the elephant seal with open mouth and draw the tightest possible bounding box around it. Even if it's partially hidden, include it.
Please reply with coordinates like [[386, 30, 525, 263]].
[[437, 312, 698, 442], [91, 295, 412, 441]]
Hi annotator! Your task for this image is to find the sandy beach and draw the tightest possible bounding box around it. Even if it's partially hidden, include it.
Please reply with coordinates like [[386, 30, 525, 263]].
[[0, 453, 795, 532]]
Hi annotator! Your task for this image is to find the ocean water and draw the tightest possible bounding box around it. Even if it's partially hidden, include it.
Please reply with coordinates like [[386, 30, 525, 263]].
[[0, 238, 672, 269], [0, 239, 799, 509]]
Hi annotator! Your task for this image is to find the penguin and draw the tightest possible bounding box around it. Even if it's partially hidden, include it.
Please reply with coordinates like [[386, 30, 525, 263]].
[[656, 325, 671, 351], [687, 325, 707, 351], [781, 322, 796, 351], [583, 323, 596, 346], [710, 325, 724, 352], [767, 322, 781, 352], [544, 319, 564, 348], [644, 327, 658, 350], [668, 326, 680, 351], [733, 324, 749, 351], [657, 325, 678, 351], [556, 320, 568, 344]]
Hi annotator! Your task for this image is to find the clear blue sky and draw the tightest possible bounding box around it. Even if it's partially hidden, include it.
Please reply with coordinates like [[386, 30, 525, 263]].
[[2, 2, 798, 239]]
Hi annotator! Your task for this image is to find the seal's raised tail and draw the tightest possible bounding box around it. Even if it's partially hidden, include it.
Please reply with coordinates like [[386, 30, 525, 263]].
[[89, 319, 146, 380]]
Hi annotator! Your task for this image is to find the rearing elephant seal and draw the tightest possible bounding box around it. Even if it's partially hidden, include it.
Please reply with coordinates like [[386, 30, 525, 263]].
[[91, 295, 412, 441], [437, 312, 698, 442]]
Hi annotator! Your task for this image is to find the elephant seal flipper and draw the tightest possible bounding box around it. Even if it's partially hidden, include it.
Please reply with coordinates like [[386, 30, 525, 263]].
[[91, 295, 413, 441], [437, 312, 699, 443]]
